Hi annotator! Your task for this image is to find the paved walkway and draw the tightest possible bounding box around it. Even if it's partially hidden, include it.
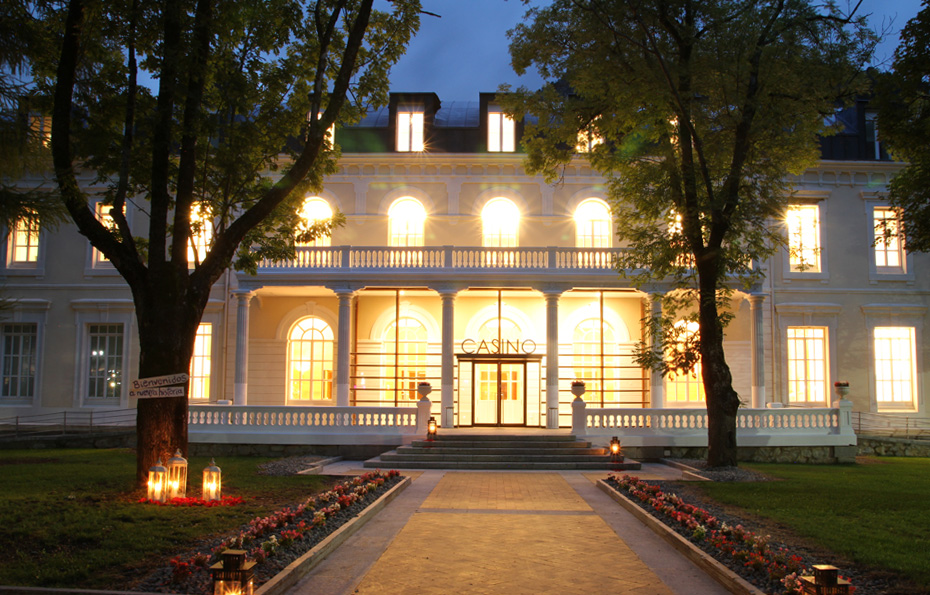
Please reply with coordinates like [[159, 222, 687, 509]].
[[288, 464, 731, 595]]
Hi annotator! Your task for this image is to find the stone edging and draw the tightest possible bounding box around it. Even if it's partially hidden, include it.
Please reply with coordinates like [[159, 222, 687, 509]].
[[255, 475, 411, 595], [658, 458, 711, 481], [596, 480, 765, 595]]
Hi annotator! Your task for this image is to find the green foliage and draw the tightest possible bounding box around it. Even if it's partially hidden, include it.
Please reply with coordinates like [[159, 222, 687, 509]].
[[696, 459, 930, 586], [874, 2, 930, 253], [0, 449, 329, 588], [504, 0, 874, 380]]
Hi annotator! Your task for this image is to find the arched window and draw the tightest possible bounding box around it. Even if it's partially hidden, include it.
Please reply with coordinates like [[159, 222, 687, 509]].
[[383, 316, 427, 402], [575, 199, 611, 248], [666, 320, 705, 404], [288, 317, 334, 401], [572, 318, 618, 405], [477, 316, 521, 344], [482, 198, 519, 248], [388, 197, 426, 247], [297, 197, 334, 247]]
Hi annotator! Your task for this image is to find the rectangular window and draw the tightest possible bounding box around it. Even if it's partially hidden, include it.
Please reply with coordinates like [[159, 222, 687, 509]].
[[874, 326, 917, 409], [396, 109, 424, 152], [865, 112, 881, 160], [9, 217, 40, 264], [873, 207, 905, 273], [87, 323, 123, 401], [666, 367, 705, 404], [187, 205, 212, 265], [488, 109, 515, 152], [787, 204, 821, 273], [1, 323, 38, 400], [786, 327, 827, 404], [189, 323, 212, 401], [93, 202, 117, 266]]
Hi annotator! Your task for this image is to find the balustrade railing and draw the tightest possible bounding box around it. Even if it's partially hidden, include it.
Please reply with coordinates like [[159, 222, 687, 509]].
[[189, 405, 420, 433]]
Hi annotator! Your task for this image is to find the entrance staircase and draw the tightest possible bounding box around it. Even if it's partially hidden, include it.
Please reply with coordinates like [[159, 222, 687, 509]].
[[363, 433, 642, 471]]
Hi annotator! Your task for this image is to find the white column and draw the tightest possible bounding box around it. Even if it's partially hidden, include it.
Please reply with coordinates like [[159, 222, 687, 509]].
[[439, 289, 457, 428], [649, 294, 665, 409], [544, 290, 561, 428], [233, 290, 254, 405], [749, 293, 766, 408], [334, 290, 354, 407]]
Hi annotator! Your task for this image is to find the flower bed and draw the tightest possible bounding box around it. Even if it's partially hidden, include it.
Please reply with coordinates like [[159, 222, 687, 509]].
[[135, 470, 402, 593], [606, 474, 856, 595]]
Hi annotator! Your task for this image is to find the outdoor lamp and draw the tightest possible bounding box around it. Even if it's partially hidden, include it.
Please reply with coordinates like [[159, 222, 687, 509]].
[[166, 449, 188, 499], [203, 458, 222, 502], [210, 550, 255, 595], [427, 416, 437, 440], [147, 459, 168, 503], [609, 436, 622, 459], [799, 565, 850, 594]]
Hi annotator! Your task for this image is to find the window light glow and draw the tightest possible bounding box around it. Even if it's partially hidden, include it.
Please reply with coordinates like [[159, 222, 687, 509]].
[[787, 204, 821, 273], [189, 323, 212, 401], [187, 205, 212, 265], [574, 199, 611, 248], [874, 207, 904, 271], [10, 215, 40, 264], [288, 317, 334, 401], [389, 197, 426, 247], [786, 327, 827, 404], [874, 326, 917, 408], [397, 110, 424, 152], [384, 317, 427, 401], [666, 321, 705, 404], [488, 109, 515, 152], [482, 198, 519, 248], [297, 197, 334, 247]]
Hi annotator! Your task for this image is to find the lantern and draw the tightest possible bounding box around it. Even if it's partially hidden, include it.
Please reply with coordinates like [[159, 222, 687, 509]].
[[203, 458, 222, 502], [799, 565, 851, 594], [427, 416, 438, 440], [147, 459, 168, 503], [210, 550, 255, 595], [609, 436, 622, 461], [166, 449, 188, 499]]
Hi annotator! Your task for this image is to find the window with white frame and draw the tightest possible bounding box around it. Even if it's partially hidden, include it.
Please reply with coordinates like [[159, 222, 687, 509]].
[[388, 197, 425, 247], [786, 326, 828, 404], [297, 197, 334, 248], [86, 323, 124, 401], [396, 108, 424, 152], [383, 317, 427, 402], [1, 323, 38, 400], [787, 204, 821, 273], [8, 215, 40, 265], [874, 326, 917, 409], [189, 323, 212, 401], [92, 202, 117, 266], [666, 321, 705, 404], [288, 317, 334, 401], [865, 112, 881, 160], [575, 199, 611, 248], [487, 106, 515, 152], [482, 198, 519, 248], [187, 204, 212, 264], [873, 207, 905, 273]]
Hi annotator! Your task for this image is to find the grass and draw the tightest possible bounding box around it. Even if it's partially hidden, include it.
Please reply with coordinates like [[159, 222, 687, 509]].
[[693, 458, 930, 587], [0, 448, 333, 589]]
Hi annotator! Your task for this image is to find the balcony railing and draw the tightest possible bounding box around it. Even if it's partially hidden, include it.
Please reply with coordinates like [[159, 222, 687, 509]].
[[258, 246, 624, 272]]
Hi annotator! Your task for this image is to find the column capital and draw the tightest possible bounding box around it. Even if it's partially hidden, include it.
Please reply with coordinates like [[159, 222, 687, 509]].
[[539, 284, 567, 299], [747, 293, 767, 307], [231, 289, 254, 300], [328, 284, 361, 298], [433, 283, 465, 298]]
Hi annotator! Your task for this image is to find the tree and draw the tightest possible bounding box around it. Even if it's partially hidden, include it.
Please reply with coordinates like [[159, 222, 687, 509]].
[[874, 1, 930, 252], [504, 0, 874, 466], [42, 0, 420, 483]]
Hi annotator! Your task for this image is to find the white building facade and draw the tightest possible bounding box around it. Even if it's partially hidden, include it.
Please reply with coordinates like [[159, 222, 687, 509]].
[[1, 93, 922, 449]]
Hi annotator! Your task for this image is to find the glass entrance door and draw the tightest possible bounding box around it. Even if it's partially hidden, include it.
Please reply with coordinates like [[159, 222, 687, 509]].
[[473, 362, 525, 426]]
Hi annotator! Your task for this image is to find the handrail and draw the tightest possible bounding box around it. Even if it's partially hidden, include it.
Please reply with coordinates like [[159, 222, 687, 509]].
[[0, 409, 137, 439], [852, 411, 930, 439]]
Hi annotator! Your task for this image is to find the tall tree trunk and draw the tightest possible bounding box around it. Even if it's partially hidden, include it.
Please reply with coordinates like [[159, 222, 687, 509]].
[[132, 267, 209, 485], [697, 258, 741, 467]]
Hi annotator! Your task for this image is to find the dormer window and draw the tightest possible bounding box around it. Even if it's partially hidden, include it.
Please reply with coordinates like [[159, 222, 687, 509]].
[[397, 107, 424, 152], [865, 112, 881, 160], [487, 106, 515, 152]]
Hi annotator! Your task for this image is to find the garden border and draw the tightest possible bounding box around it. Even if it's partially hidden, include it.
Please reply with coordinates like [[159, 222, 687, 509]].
[[596, 479, 765, 595], [255, 475, 411, 595]]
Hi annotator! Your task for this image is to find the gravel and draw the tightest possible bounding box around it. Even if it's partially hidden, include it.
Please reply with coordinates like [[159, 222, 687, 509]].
[[255, 455, 329, 476]]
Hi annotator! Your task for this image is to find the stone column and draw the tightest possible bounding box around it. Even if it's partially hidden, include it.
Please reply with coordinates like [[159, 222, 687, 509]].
[[648, 294, 665, 409], [748, 293, 766, 408], [233, 290, 254, 405], [334, 290, 354, 407], [544, 290, 561, 428], [439, 289, 457, 428]]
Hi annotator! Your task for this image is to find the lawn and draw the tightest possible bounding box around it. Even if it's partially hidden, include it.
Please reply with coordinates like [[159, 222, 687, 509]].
[[693, 458, 930, 587], [0, 448, 333, 589]]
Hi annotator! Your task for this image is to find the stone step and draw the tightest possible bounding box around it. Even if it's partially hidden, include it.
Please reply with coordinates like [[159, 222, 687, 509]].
[[409, 439, 593, 449], [363, 456, 641, 471], [379, 451, 615, 463], [397, 446, 607, 456], [429, 434, 581, 442]]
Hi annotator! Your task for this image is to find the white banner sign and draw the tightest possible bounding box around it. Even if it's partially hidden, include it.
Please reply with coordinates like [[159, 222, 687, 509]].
[[131, 373, 190, 390], [129, 386, 186, 399]]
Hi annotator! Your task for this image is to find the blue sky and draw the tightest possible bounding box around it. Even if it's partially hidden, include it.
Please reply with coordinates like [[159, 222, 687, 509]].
[[385, 0, 925, 100]]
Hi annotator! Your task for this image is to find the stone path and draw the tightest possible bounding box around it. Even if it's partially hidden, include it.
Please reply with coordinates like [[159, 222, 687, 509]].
[[288, 466, 731, 595]]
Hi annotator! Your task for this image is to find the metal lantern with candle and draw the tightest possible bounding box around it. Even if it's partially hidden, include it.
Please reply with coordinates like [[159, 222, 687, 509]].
[[203, 458, 222, 502], [210, 550, 255, 595], [609, 436, 623, 462], [427, 416, 437, 440], [166, 449, 188, 499], [147, 459, 168, 503]]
